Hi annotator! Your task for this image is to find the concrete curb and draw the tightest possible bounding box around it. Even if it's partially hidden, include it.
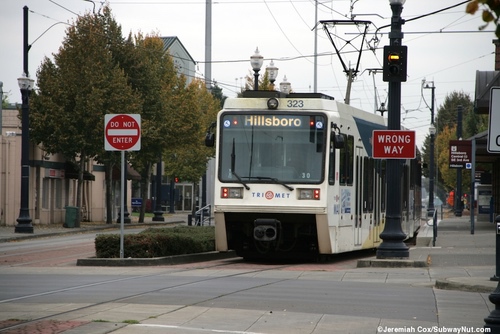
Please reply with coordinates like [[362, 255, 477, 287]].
[[76, 250, 238, 266], [435, 277, 498, 293], [357, 258, 429, 268]]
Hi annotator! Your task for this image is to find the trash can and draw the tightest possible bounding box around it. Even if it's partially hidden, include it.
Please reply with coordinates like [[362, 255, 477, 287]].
[[64, 206, 79, 228]]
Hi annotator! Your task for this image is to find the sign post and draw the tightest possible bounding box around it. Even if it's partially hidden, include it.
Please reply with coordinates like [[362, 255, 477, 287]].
[[105, 114, 141, 259]]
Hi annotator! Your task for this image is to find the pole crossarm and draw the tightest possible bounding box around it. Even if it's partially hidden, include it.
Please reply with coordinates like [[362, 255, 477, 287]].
[[320, 20, 372, 77]]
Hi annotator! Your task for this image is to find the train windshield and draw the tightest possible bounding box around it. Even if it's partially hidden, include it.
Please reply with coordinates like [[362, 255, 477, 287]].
[[219, 113, 326, 184]]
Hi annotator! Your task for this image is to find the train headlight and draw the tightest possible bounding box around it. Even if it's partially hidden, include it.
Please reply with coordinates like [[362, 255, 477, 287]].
[[267, 97, 279, 110], [221, 187, 244, 199], [298, 188, 320, 200]]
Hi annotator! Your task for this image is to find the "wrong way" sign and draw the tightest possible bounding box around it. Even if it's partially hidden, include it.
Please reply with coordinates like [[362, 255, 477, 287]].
[[372, 130, 416, 159]]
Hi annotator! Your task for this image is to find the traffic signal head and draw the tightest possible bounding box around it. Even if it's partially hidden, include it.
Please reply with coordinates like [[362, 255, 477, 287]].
[[383, 45, 407, 82]]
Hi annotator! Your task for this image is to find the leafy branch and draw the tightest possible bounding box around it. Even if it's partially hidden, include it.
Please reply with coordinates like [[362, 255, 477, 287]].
[[466, 0, 500, 37]]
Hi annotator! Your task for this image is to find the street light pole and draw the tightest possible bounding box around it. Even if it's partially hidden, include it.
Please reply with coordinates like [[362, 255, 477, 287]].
[[15, 6, 34, 233], [153, 154, 164, 222], [428, 124, 436, 213], [280, 76, 291, 94], [376, 0, 409, 259], [267, 60, 278, 90], [16, 73, 34, 233], [250, 48, 263, 91], [455, 105, 464, 217], [424, 80, 436, 214]]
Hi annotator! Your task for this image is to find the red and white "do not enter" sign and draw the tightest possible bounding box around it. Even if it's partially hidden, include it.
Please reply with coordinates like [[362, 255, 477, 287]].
[[104, 114, 141, 151]]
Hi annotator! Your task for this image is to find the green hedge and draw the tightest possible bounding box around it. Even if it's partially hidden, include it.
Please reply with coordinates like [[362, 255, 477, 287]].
[[95, 226, 215, 258]]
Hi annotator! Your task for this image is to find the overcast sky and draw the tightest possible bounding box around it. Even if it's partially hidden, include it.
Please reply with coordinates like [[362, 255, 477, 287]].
[[1, 0, 496, 148]]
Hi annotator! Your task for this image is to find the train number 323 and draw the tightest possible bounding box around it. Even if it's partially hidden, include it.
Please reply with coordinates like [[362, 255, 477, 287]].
[[286, 100, 304, 108]]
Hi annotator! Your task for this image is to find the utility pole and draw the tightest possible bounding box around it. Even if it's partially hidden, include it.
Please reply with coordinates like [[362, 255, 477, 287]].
[[376, 0, 409, 259], [455, 105, 463, 217]]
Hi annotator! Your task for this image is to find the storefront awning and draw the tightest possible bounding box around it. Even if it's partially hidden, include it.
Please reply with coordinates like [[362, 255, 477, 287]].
[[112, 164, 141, 181], [65, 162, 95, 181]]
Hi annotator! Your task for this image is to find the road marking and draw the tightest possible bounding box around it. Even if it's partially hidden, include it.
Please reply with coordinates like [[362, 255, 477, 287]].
[[131, 324, 266, 334]]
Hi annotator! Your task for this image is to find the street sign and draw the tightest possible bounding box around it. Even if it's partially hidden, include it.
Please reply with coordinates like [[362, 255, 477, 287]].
[[131, 198, 142, 207], [104, 114, 141, 151], [488, 87, 500, 153], [372, 130, 416, 159], [448, 140, 471, 168]]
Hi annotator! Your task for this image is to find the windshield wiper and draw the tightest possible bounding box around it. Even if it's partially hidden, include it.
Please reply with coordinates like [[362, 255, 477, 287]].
[[244, 176, 294, 191], [231, 138, 250, 190]]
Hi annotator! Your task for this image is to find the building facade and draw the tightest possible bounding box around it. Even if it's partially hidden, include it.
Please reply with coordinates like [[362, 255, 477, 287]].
[[0, 36, 199, 227]]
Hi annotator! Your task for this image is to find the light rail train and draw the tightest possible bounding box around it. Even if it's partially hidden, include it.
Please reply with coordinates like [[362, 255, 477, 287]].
[[206, 91, 422, 260]]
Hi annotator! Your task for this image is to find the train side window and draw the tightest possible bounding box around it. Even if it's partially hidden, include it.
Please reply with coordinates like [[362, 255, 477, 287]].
[[339, 134, 354, 186], [402, 164, 409, 210], [363, 156, 374, 213], [380, 160, 386, 211]]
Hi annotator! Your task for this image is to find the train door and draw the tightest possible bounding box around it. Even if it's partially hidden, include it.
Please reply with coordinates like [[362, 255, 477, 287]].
[[401, 163, 410, 234], [354, 147, 363, 246], [373, 160, 382, 244]]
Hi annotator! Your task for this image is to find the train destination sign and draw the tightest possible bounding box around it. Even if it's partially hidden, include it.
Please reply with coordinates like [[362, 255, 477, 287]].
[[105, 114, 141, 151], [372, 130, 416, 159], [448, 140, 471, 168]]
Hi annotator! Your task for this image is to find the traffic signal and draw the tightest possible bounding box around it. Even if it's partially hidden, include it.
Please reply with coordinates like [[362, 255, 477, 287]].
[[174, 177, 179, 183], [383, 45, 407, 82]]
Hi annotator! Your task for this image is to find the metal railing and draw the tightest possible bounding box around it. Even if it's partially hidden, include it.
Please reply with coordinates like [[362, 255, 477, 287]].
[[195, 204, 212, 226]]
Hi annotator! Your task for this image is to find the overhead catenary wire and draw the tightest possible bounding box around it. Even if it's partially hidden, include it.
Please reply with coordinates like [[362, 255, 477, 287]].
[[33, 0, 495, 114]]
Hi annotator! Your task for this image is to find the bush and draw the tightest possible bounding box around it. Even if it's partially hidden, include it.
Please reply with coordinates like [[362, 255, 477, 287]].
[[95, 226, 215, 258]]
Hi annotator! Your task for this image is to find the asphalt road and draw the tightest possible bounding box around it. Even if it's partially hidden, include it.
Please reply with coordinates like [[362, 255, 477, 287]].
[[0, 259, 443, 333], [0, 223, 491, 333]]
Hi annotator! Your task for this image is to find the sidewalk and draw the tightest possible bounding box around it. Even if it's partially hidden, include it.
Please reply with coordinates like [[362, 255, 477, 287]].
[[355, 210, 497, 290], [0, 213, 190, 243], [412, 211, 497, 293]]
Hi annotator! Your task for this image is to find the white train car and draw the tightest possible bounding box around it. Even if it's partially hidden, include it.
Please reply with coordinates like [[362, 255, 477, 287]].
[[206, 91, 421, 260]]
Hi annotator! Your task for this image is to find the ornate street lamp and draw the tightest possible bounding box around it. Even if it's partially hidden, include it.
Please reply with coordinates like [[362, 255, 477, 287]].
[[428, 125, 436, 214], [423, 80, 436, 215], [267, 60, 278, 90], [376, 0, 408, 258], [153, 154, 164, 222], [280, 76, 291, 94], [250, 47, 263, 90], [15, 73, 35, 233]]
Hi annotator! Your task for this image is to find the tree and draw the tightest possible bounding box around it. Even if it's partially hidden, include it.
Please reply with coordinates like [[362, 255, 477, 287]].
[[1, 91, 9, 109], [30, 6, 141, 226], [436, 124, 473, 196], [421, 92, 475, 197], [243, 70, 275, 93], [434, 91, 474, 136], [210, 83, 226, 109], [119, 33, 185, 222], [466, 0, 500, 37], [163, 78, 219, 216]]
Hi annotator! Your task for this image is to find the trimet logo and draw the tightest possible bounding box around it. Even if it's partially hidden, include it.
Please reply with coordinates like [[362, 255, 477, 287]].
[[251, 191, 291, 200]]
